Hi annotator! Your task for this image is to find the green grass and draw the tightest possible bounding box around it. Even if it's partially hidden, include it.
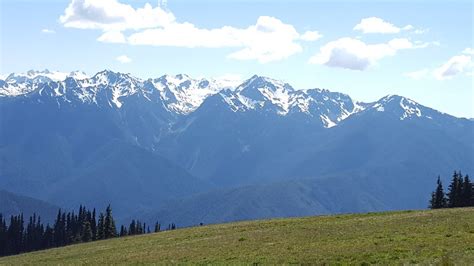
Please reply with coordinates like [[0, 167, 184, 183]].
[[1, 208, 474, 264]]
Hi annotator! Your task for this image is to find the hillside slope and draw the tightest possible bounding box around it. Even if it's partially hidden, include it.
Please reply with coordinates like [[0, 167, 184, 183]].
[[142, 177, 387, 227], [1, 208, 473, 264]]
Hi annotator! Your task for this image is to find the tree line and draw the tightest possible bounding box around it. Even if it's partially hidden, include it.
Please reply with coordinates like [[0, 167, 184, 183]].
[[0, 205, 175, 257], [429, 171, 473, 209]]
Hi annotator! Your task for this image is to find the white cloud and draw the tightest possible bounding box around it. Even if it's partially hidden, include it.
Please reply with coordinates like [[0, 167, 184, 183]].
[[405, 48, 474, 81], [41, 29, 56, 34], [434, 55, 472, 80], [97, 31, 126, 43], [413, 28, 429, 34], [60, 0, 320, 63], [309, 37, 426, 70], [59, 0, 175, 31], [116, 55, 132, 63], [353, 17, 422, 34], [462, 48, 474, 55], [404, 69, 429, 80], [354, 17, 402, 34], [300, 31, 323, 41]]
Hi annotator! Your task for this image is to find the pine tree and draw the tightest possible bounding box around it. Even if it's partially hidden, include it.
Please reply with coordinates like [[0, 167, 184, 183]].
[[0, 204, 168, 257], [53, 209, 62, 247], [119, 225, 128, 237], [0, 214, 6, 256], [447, 171, 463, 207], [97, 213, 105, 240], [129, 220, 136, 235], [82, 220, 93, 242], [429, 176, 447, 209], [154, 222, 161, 233], [42, 224, 54, 249], [91, 208, 97, 240], [104, 205, 116, 239], [136, 220, 143, 235], [461, 174, 472, 207]]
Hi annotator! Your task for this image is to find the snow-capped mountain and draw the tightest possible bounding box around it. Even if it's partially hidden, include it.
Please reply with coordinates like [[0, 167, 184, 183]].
[[1, 70, 465, 129], [0, 69, 472, 226], [196, 75, 366, 128], [218, 75, 365, 128], [1, 70, 469, 129], [5, 69, 87, 83], [150, 74, 235, 114], [0, 70, 88, 97], [360, 94, 455, 123], [0, 70, 236, 113]]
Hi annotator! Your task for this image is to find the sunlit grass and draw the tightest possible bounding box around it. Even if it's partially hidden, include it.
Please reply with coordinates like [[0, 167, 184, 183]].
[[1, 208, 473, 264]]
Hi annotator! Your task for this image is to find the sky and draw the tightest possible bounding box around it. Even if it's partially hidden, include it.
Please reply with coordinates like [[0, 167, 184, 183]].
[[0, 0, 473, 118]]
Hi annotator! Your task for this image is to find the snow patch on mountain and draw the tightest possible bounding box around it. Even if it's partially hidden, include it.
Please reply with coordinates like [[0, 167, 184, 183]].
[[220, 76, 364, 128], [320, 114, 337, 128], [368, 95, 432, 121], [0, 70, 90, 97], [399, 97, 422, 120], [151, 74, 236, 114]]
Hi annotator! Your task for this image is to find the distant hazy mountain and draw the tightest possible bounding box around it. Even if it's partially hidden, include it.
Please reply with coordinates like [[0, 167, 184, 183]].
[[1, 70, 473, 223], [0, 190, 59, 224], [141, 176, 388, 227]]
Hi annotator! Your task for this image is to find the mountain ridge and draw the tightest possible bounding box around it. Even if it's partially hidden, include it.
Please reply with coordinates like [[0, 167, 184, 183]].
[[0, 69, 472, 224], [1, 69, 460, 126]]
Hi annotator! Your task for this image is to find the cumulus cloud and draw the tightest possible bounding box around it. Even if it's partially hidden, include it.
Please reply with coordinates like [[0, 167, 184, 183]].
[[41, 29, 56, 34], [60, 0, 321, 63], [406, 48, 474, 80], [463, 47, 474, 55], [116, 55, 132, 63], [308, 37, 427, 70], [59, 0, 175, 31], [433, 55, 472, 80], [97, 31, 126, 43], [353, 17, 422, 34], [300, 31, 323, 41]]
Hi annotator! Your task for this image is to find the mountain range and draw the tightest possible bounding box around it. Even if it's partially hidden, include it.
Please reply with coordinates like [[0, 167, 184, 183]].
[[1, 70, 473, 225], [0, 190, 59, 224]]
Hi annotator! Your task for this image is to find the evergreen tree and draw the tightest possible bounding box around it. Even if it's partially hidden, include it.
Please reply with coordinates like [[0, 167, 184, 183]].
[[129, 220, 136, 235], [0, 204, 166, 257], [119, 225, 128, 237], [53, 209, 62, 247], [136, 220, 143, 235], [91, 209, 97, 240], [461, 175, 472, 207], [429, 176, 447, 209], [42, 225, 54, 249], [0, 214, 6, 256], [104, 205, 117, 239], [154, 222, 161, 233], [447, 171, 463, 207], [82, 221, 93, 242], [97, 213, 105, 240]]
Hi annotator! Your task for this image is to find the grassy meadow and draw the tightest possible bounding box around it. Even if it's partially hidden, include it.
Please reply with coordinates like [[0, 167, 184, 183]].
[[1, 208, 473, 264]]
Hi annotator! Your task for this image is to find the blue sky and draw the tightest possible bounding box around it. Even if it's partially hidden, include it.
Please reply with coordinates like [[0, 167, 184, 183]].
[[1, 0, 473, 117]]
